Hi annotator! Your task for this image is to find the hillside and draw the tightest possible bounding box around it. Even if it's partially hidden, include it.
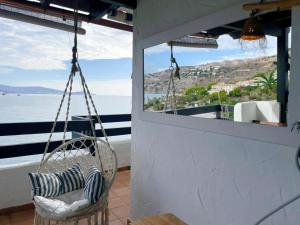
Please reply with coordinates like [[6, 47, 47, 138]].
[[144, 55, 276, 94], [0, 84, 83, 95]]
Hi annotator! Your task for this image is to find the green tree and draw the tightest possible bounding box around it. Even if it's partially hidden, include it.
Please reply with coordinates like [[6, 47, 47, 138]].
[[185, 86, 208, 97], [144, 97, 163, 111], [218, 90, 228, 103], [243, 85, 254, 95], [209, 90, 228, 104], [229, 87, 242, 97], [207, 82, 216, 91], [255, 70, 277, 93], [209, 92, 219, 103]]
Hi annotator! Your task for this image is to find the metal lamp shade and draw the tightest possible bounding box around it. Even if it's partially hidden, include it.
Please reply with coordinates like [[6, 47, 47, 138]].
[[239, 16, 267, 49], [240, 17, 265, 41]]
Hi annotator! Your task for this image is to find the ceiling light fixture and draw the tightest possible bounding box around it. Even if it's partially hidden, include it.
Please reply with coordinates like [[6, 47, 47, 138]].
[[239, 12, 267, 49]]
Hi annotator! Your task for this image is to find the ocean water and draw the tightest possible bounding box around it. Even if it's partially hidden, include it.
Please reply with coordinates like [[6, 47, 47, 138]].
[[0, 94, 131, 166]]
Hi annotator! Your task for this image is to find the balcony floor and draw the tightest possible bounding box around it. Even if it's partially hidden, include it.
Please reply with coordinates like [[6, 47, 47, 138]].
[[0, 170, 131, 225]]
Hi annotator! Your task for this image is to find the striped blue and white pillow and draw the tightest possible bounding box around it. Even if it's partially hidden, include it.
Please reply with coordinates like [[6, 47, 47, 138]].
[[56, 163, 85, 194], [84, 167, 105, 204], [28, 172, 61, 197]]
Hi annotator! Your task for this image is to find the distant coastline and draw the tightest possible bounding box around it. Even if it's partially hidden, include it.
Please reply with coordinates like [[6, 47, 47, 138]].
[[0, 84, 84, 95]]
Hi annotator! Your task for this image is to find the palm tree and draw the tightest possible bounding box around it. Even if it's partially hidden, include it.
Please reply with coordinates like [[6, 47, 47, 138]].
[[255, 70, 277, 93]]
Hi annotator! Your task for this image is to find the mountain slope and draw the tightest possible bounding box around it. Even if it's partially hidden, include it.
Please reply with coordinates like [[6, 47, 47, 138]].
[[0, 84, 82, 95], [144, 55, 277, 94]]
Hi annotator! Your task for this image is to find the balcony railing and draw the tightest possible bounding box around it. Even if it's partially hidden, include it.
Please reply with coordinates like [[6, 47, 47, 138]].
[[0, 114, 131, 159], [0, 105, 232, 159], [166, 104, 234, 118]]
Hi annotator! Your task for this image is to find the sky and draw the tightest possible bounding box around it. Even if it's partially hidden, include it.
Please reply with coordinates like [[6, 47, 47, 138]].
[[0, 17, 133, 96], [144, 35, 279, 74], [0, 16, 287, 96]]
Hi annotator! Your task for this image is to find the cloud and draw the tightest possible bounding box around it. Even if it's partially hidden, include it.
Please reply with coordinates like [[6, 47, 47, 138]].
[[195, 46, 277, 66], [0, 67, 14, 75], [144, 34, 278, 56], [0, 17, 133, 70], [85, 79, 132, 96]]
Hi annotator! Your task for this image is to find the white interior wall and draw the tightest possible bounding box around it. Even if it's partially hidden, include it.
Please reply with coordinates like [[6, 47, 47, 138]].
[[131, 1, 300, 224]]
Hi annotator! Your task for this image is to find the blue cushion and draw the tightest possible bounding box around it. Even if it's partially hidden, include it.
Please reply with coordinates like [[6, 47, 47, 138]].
[[84, 167, 105, 204], [28, 172, 61, 197], [55, 163, 85, 194]]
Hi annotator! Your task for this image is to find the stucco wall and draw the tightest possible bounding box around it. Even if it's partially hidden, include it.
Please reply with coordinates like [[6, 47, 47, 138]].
[[131, 1, 300, 225]]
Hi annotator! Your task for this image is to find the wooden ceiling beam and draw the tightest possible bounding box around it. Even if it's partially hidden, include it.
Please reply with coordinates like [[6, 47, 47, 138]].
[[0, 0, 133, 32], [99, 0, 136, 9], [243, 0, 300, 12]]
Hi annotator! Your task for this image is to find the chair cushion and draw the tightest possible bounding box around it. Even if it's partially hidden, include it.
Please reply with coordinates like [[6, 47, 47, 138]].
[[34, 189, 91, 219], [29, 172, 61, 197], [84, 167, 105, 204], [56, 163, 85, 194]]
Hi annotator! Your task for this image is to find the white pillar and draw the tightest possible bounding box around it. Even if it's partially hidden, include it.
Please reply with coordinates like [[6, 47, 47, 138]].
[[288, 6, 300, 126]]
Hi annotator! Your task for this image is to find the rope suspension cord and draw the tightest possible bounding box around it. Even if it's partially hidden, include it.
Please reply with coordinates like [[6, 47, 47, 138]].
[[213, 67, 229, 120], [163, 43, 180, 114], [39, 0, 112, 171]]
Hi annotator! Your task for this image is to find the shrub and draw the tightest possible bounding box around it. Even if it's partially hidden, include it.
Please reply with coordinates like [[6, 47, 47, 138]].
[[229, 87, 242, 97], [185, 86, 208, 97], [207, 82, 216, 91]]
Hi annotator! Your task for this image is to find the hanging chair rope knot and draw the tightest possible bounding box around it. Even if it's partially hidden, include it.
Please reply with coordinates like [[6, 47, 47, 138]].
[[71, 11, 79, 73], [71, 46, 79, 73]]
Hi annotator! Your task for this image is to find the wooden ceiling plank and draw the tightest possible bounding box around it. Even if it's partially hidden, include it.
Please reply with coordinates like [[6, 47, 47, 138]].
[[0, 0, 133, 31], [99, 0, 136, 9], [243, 0, 300, 11]]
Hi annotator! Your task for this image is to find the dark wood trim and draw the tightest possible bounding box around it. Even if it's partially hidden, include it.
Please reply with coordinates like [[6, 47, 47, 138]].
[[0, 120, 91, 136], [165, 105, 234, 116], [99, 0, 137, 9], [0, 114, 131, 159], [0, 140, 69, 159], [0, 203, 34, 215], [96, 127, 131, 137], [78, 114, 132, 123], [118, 165, 131, 172], [0, 0, 133, 32]]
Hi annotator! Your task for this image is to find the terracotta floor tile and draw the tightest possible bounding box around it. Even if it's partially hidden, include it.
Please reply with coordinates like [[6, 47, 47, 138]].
[[111, 205, 130, 219], [115, 174, 129, 182], [115, 177, 129, 184], [109, 190, 118, 198], [120, 217, 129, 224], [109, 197, 126, 209], [114, 187, 130, 197], [121, 180, 130, 187], [109, 220, 124, 225], [9, 209, 34, 225], [119, 194, 131, 205], [108, 211, 119, 221], [0, 215, 10, 225], [3, 170, 131, 225], [111, 182, 126, 190], [10, 218, 33, 225]]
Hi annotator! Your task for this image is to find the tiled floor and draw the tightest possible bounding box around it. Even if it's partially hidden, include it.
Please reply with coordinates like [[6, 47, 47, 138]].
[[0, 170, 131, 225]]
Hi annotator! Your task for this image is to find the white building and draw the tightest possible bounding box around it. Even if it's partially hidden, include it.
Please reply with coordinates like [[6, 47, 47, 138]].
[[209, 82, 237, 94]]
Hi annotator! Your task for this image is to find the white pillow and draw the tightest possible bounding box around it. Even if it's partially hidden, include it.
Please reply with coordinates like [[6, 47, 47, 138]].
[[34, 189, 90, 219]]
